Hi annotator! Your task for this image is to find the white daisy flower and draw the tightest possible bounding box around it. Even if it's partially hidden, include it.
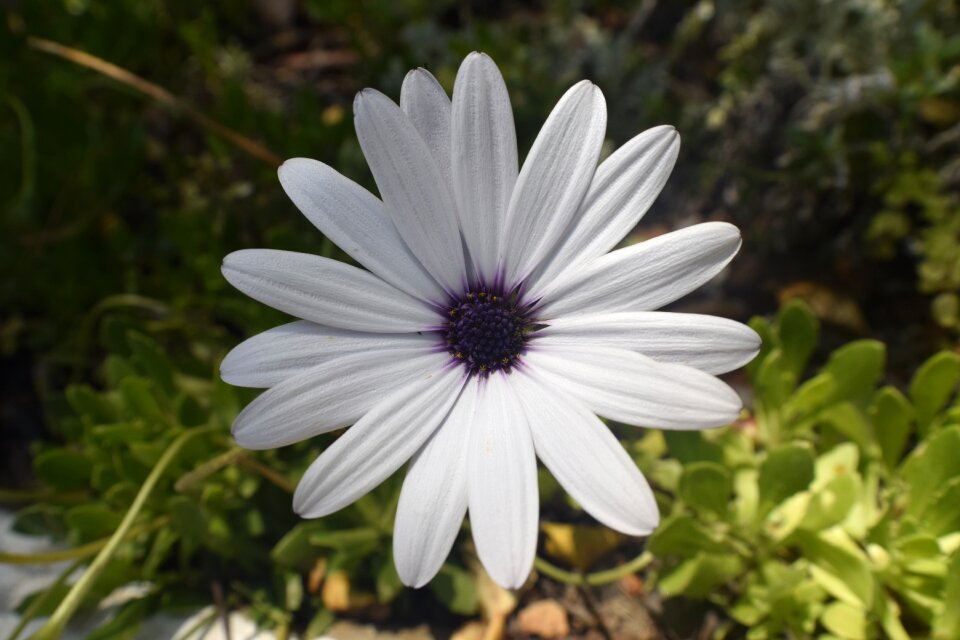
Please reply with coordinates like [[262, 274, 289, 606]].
[[221, 52, 760, 590]]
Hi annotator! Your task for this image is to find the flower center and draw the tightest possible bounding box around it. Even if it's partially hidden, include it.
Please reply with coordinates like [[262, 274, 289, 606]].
[[444, 289, 529, 376]]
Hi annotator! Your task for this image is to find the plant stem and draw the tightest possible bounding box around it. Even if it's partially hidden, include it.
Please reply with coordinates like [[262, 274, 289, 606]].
[[583, 551, 654, 586], [0, 518, 166, 565], [0, 488, 87, 504], [174, 447, 246, 493], [30, 426, 216, 640], [534, 551, 655, 587], [7, 558, 85, 640], [237, 457, 295, 494]]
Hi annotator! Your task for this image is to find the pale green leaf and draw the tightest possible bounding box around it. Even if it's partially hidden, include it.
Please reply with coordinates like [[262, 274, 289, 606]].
[[759, 443, 815, 511], [657, 552, 743, 598], [679, 461, 732, 516], [821, 601, 868, 640], [870, 386, 915, 469], [910, 351, 960, 433], [932, 550, 960, 639], [778, 300, 819, 380]]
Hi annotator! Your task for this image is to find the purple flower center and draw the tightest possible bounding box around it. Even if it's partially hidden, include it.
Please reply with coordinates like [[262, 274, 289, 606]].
[[444, 289, 530, 376]]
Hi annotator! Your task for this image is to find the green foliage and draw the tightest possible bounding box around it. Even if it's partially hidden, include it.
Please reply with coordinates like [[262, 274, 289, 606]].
[[644, 302, 960, 639], [3, 0, 960, 636]]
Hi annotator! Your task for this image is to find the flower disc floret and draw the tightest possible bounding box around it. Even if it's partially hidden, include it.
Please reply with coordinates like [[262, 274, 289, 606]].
[[444, 290, 529, 376]]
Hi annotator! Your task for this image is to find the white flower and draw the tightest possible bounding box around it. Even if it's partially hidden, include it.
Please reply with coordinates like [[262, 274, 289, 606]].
[[221, 52, 760, 589]]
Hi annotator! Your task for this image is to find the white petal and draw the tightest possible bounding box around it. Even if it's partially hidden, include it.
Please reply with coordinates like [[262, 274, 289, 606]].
[[221, 321, 437, 388], [294, 365, 466, 517], [502, 81, 606, 286], [525, 346, 742, 429], [222, 249, 439, 332], [231, 349, 447, 450], [450, 52, 518, 283], [512, 371, 659, 536], [467, 374, 538, 589], [400, 68, 452, 187], [535, 222, 741, 318], [535, 312, 761, 375], [526, 126, 680, 292], [354, 89, 466, 294], [393, 377, 478, 588], [278, 158, 445, 302]]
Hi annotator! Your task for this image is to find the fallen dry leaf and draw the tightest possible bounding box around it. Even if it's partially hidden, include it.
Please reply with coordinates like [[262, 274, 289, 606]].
[[321, 570, 377, 613], [469, 558, 517, 640], [778, 281, 869, 334], [516, 599, 570, 639], [542, 522, 625, 572]]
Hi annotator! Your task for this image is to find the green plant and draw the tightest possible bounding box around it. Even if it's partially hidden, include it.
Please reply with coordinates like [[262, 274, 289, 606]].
[[638, 301, 960, 639]]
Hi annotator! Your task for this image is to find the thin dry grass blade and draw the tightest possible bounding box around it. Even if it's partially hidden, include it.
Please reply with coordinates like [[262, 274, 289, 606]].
[[28, 36, 283, 166]]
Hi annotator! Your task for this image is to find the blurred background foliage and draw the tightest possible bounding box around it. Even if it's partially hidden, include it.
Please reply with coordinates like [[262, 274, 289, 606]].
[[1, 0, 959, 638]]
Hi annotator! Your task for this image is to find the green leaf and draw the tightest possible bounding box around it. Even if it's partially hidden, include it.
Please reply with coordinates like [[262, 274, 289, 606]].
[[34, 448, 93, 491], [647, 515, 729, 556], [730, 597, 766, 626], [662, 431, 724, 464], [778, 300, 819, 379], [84, 594, 154, 640], [910, 351, 960, 433], [921, 477, 960, 536], [309, 527, 382, 549], [896, 535, 945, 577], [802, 474, 860, 532], [879, 596, 912, 640], [932, 550, 960, 639], [15, 583, 71, 616], [816, 403, 876, 455], [12, 504, 66, 537], [822, 340, 886, 399], [732, 469, 760, 528], [429, 564, 478, 615], [786, 373, 836, 420], [105, 355, 136, 388], [127, 331, 176, 396], [175, 394, 208, 427], [787, 341, 886, 420], [376, 551, 403, 603], [679, 462, 732, 516], [796, 529, 874, 608], [821, 601, 868, 640], [65, 385, 118, 423], [657, 552, 743, 598], [167, 495, 208, 543], [870, 386, 914, 469], [304, 609, 335, 639], [284, 572, 304, 612], [902, 425, 960, 517], [271, 522, 325, 569], [758, 443, 814, 511], [119, 376, 165, 422], [813, 443, 859, 489], [90, 422, 154, 446], [746, 316, 775, 383], [65, 503, 122, 541], [754, 349, 794, 408], [764, 491, 810, 542]]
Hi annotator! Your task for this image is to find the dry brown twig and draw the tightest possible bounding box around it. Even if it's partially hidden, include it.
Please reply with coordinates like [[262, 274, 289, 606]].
[[27, 36, 283, 166]]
